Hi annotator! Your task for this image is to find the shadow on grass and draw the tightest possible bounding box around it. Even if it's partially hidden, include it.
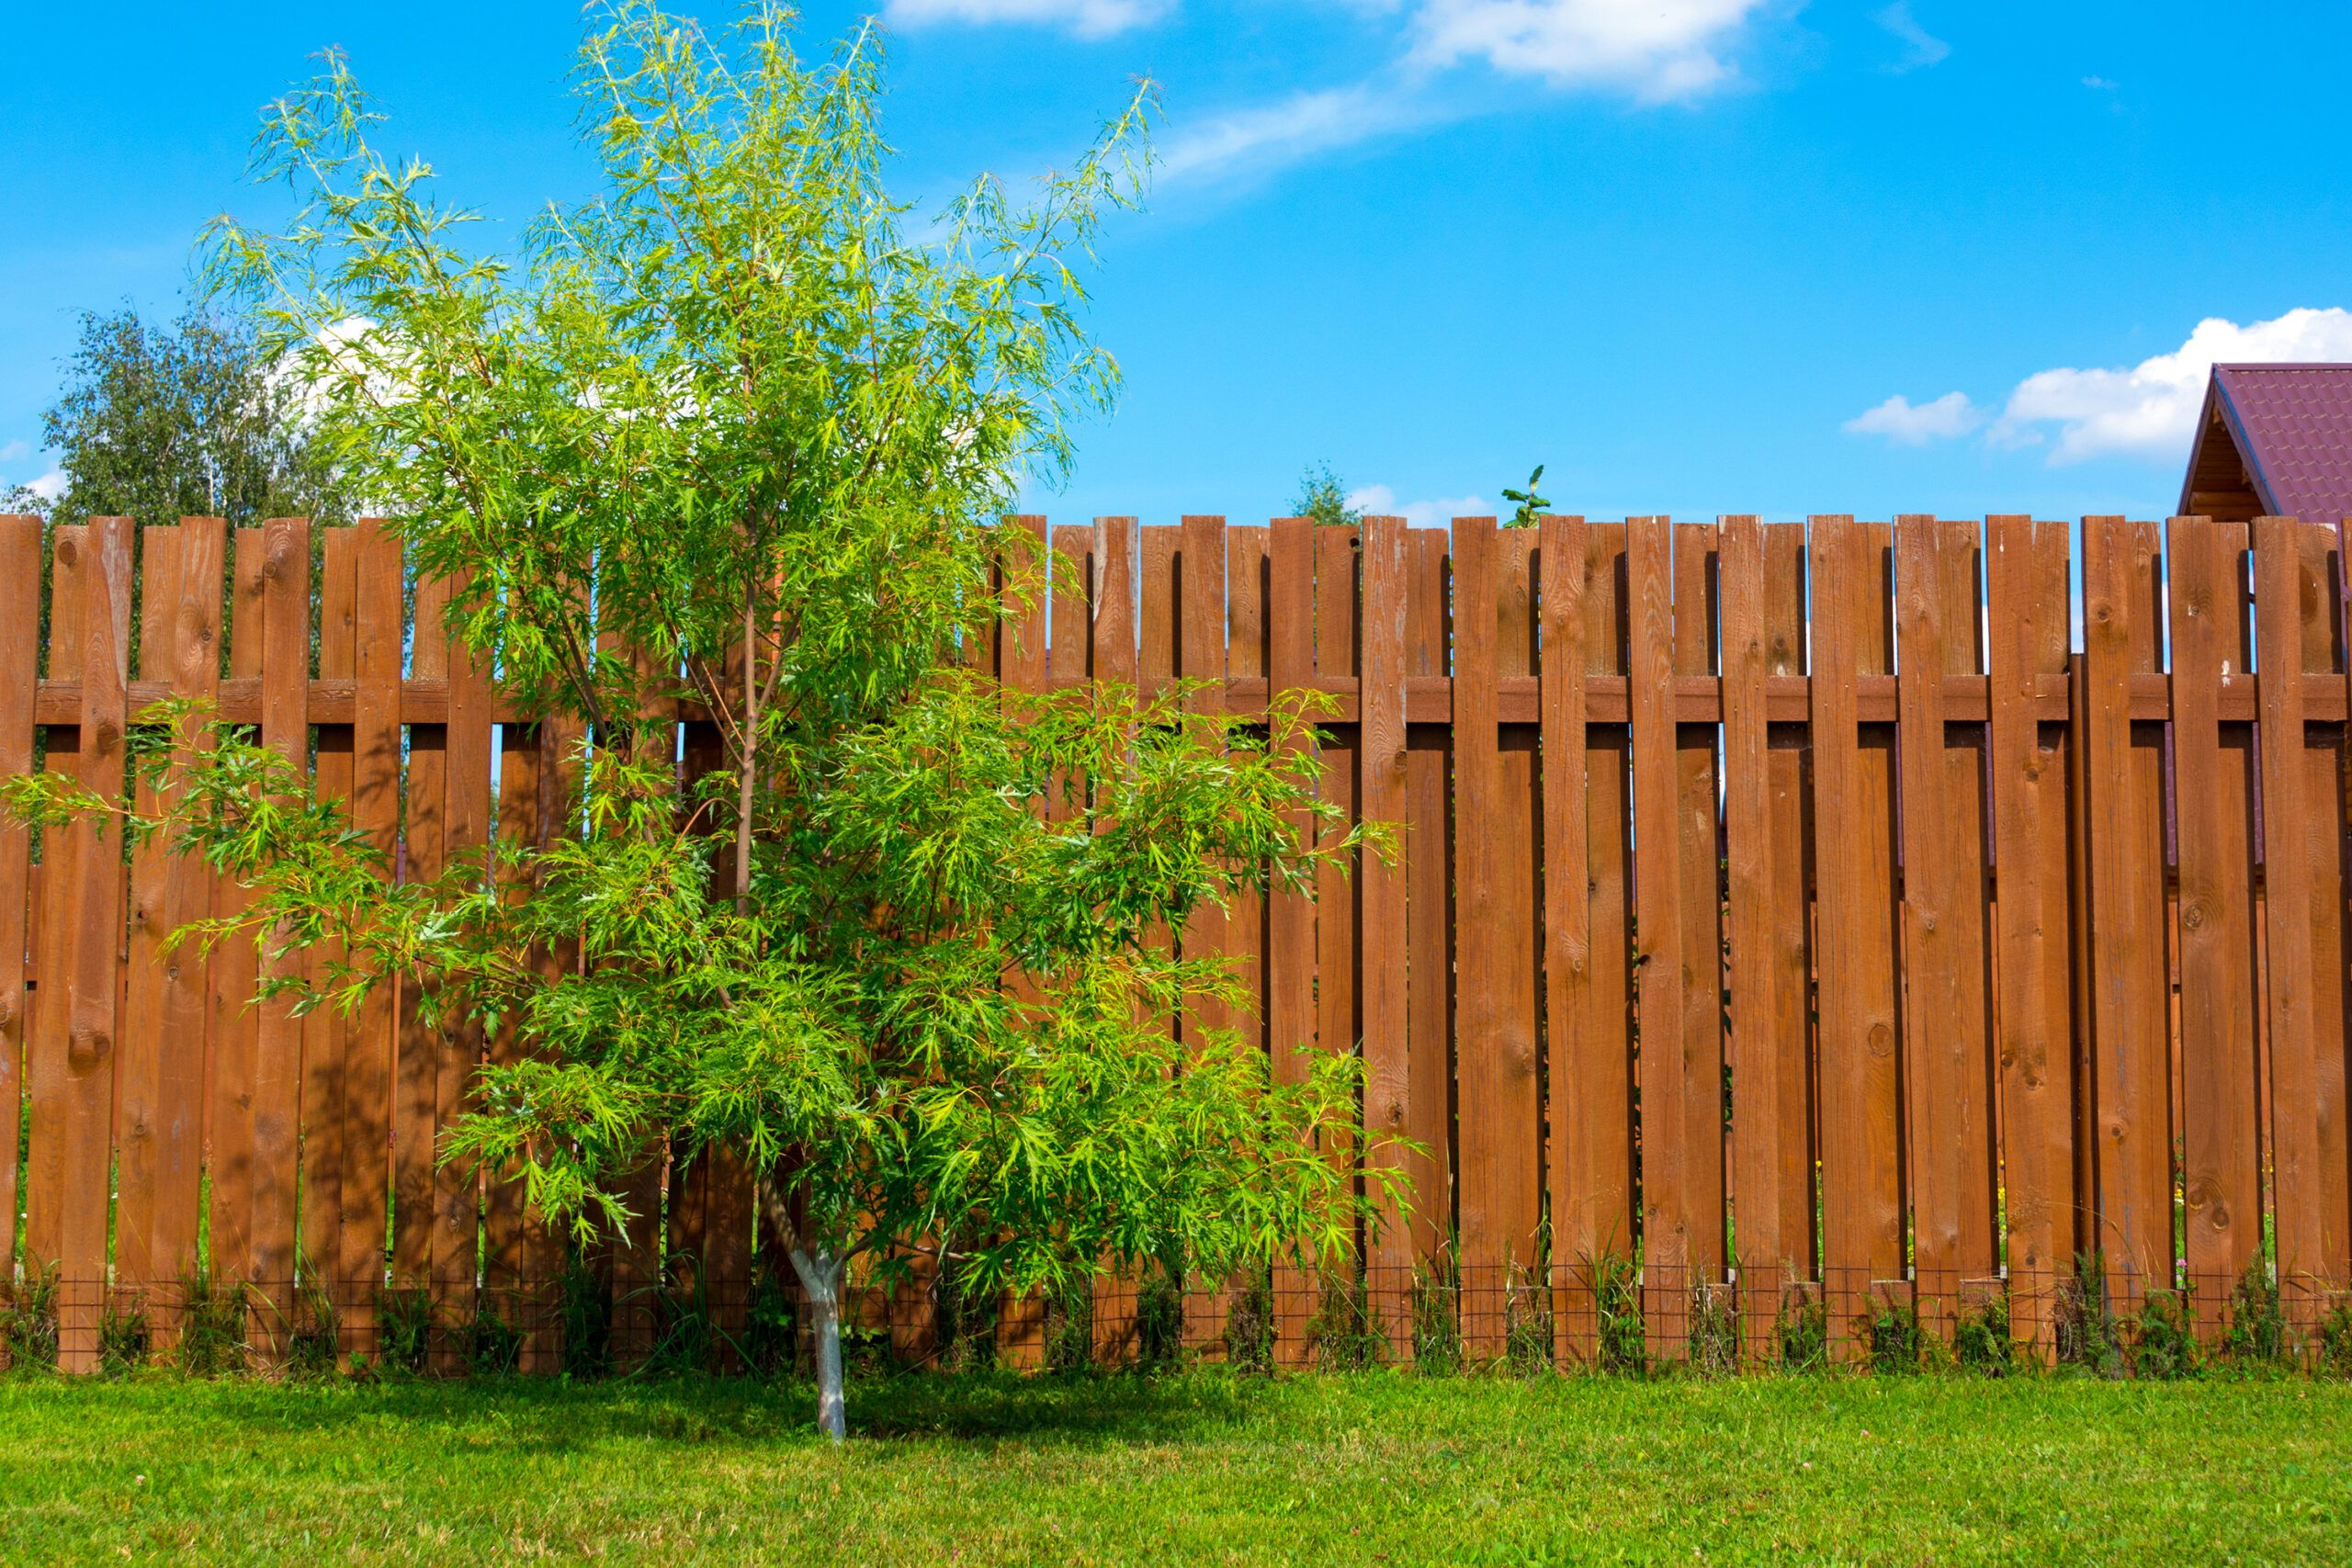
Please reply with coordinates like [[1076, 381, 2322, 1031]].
[[0, 1367, 1269, 1452]]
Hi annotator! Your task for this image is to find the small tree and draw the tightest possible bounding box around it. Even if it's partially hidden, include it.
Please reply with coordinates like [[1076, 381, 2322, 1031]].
[[14, 2, 1399, 1438], [1290, 462, 1361, 527]]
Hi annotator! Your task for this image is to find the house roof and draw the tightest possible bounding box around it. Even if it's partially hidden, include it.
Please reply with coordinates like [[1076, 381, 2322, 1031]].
[[2179, 363, 2352, 522]]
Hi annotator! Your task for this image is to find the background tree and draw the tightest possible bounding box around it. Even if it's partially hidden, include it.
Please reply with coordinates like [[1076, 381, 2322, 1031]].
[[1291, 460, 1362, 526], [13, 1, 1403, 1439], [3, 303, 345, 529]]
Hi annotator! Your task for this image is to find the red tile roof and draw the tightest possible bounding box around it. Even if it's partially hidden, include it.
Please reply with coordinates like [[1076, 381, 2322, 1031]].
[[2184, 363, 2352, 522]]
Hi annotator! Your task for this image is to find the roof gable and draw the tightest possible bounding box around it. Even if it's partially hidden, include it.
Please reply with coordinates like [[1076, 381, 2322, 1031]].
[[2179, 364, 2352, 523]]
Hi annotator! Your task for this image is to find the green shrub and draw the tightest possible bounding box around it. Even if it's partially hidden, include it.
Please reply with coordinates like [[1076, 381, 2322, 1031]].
[[2222, 1263, 2286, 1368], [97, 1293, 151, 1379], [1409, 1246, 1463, 1377], [1133, 1257, 1186, 1373], [1777, 1293, 1827, 1373], [1864, 1295, 1922, 1376], [2054, 1251, 2125, 1379], [1306, 1269, 1387, 1373], [2316, 1294, 2352, 1380], [466, 1299, 525, 1376], [1686, 1281, 1737, 1377], [1956, 1292, 2014, 1376], [1045, 1272, 1096, 1375], [557, 1255, 613, 1380], [283, 1277, 342, 1380], [2128, 1289, 2201, 1382], [176, 1269, 248, 1377], [372, 1283, 432, 1376], [0, 1263, 61, 1373], [1589, 1252, 1647, 1377], [1223, 1269, 1275, 1376]]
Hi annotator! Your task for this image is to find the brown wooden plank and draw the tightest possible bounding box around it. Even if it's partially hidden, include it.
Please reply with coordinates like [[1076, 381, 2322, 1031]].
[[26, 525, 87, 1294], [1986, 517, 2073, 1348], [1761, 523, 1815, 1287], [1937, 519, 1999, 1289], [1626, 515, 1687, 1358], [1536, 513, 1589, 1361], [1358, 514, 1410, 1346], [2166, 514, 2262, 1321], [1855, 522, 1906, 1323], [338, 521, 402, 1341], [116, 525, 183, 1300], [302, 526, 356, 1302], [1084, 516, 1145, 1366], [1225, 525, 1270, 1065], [1183, 515, 1235, 1054], [1314, 516, 1361, 1201], [1264, 515, 1319, 1363], [1564, 522, 1634, 1359], [1491, 525, 1544, 1325], [207, 529, 267, 1286], [1720, 515, 1781, 1357], [251, 518, 311, 1338], [1404, 526, 1453, 1274], [435, 577, 494, 1352], [1450, 515, 1510, 1353], [0, 516, 42, 1292], [2083, 516, 2173, 1299], [2312, 522, 2352, 1292], [1671, 522, 1725, 1293], [1895, 514, 1964, 1326], [59, 517, 130, 1368], [391, 570, 449, 1292], [2256, 516, 2326, 1320], [1810, 516, 1901, 1354], [1140, 525, 1178, 703]]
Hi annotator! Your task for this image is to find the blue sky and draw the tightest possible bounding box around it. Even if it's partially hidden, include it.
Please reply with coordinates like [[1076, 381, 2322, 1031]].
[[6, 1, 2350, 527]]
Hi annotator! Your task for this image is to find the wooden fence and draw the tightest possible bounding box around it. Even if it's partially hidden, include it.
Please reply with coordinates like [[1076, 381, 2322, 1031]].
[[4, 509, 2351, 1374]]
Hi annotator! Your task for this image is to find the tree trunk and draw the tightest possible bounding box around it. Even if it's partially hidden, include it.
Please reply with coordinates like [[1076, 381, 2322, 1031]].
[[788, 1247, 847, 1442]]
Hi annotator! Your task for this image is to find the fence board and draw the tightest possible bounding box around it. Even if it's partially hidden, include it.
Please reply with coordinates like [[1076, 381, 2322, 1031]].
[[1538, 513, 1589, 1361], [434, 582, 494, 1362], [1896, 516, 1964, 1325], [1569, 523, 1634, 1344], [2256, 517, 2325, 1322], [2084, 517, 2173, 1297], [1986, 518, 2072, 1349], [392, 571, 449, 1291], [1671, 522, 1724, 1298], [1404, 526, 1453, 1271], [1360, 515, 1411, 1344], [58, 518, 129, 1367], [208, 529, 267, 1287], [1720, 515, 1780, 1355], [116, 525, 181, 1303], [2167, 515, 2262, 1320], [2311, 522, 2352, 1290], [1761, 523, 1815, 1288], [1085, 516, 1144, 1367], [0, 516, 40, 1292], [1627, 516, 1687, 1358], [340, 522, 402, 1337], [304, 526, 356, 1299]]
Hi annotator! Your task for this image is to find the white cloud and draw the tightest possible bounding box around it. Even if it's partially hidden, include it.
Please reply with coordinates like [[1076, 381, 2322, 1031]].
[[1874, 2, 1949, 73], [1996, 307, 2352, 462], [28, 470, 65, 502], [1346, 482, 1492, 529], [1160, 83, 1443, 185], [1844, 390, 1983, 445], [883, 0, 1172, 36], [0, 439, 28, 464], [2082, 74, 2118, 90], [1409, 0, 1769, 100]]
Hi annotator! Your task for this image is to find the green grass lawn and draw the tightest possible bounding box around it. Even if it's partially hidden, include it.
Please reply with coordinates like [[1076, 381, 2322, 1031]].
[[0, 1370, 2345, 1563]]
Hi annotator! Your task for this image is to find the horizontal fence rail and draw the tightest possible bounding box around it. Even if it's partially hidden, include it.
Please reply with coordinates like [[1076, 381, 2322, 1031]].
[[3, 509, 2351, 1374]]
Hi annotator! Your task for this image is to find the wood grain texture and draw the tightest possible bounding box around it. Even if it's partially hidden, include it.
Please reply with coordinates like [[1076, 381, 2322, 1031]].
[[2083, 517, 2173, 1298], [0, 516, 41, 1292], [1720, 515, 1781, 1356], [1537, 514, 1589, 1362], [2167, 515, 2262, 1318], [1626, 517, 1687, 1357], [1359, 515, 1411, 1341], [2256, 517, 2324, 1314], [1670, 523, 1724, 1292], [1403, 526, 1453, 1273], [1986, 517, 2073, 1347]]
